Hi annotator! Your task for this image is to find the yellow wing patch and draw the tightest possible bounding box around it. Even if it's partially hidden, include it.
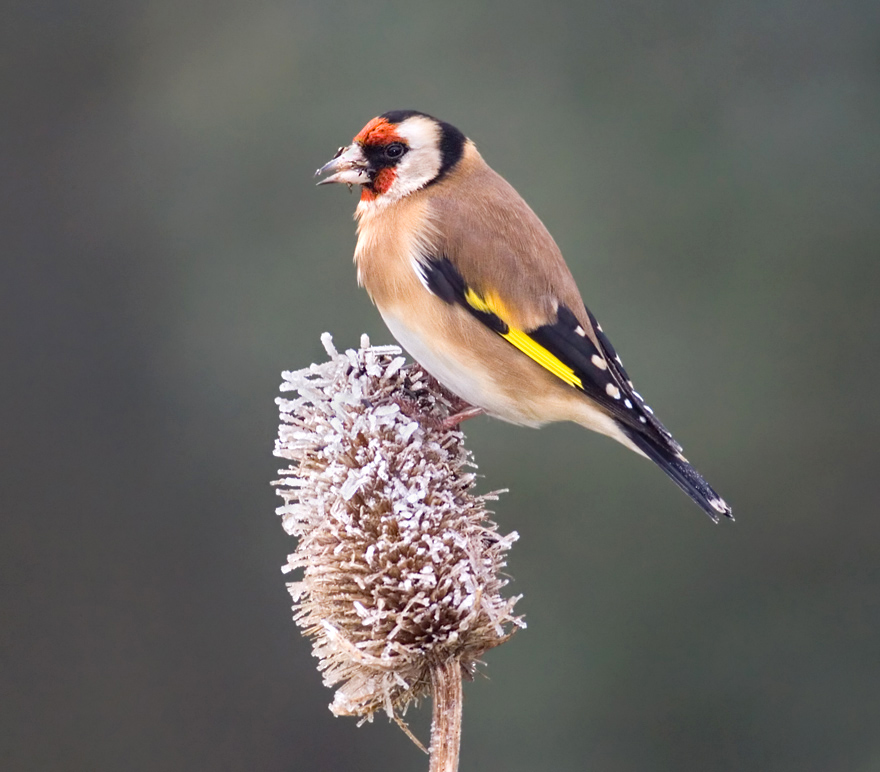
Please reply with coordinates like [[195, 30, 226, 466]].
[[464, 288, 583, 390]]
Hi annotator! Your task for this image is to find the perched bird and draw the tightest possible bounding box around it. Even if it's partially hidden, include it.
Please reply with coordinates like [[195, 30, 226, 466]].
[[315, 110, 731, 522]]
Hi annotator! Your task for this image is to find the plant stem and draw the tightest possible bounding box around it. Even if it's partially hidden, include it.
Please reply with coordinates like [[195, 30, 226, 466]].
[[429, 658, 463, 772]]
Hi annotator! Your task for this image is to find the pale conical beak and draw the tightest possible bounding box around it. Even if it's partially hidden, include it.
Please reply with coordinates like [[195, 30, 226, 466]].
[[315, 144, 371, 186]]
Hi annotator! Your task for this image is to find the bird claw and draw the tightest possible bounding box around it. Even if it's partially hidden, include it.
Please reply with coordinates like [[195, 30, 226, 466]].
[[439, 405, 485, 429], [390, 394, 484, 431]]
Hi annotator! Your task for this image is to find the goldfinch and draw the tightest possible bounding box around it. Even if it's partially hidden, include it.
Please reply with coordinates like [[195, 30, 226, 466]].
[[316, 110, 732, 522]]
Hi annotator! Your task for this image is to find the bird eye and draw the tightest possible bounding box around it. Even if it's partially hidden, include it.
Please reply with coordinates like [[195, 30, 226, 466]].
[[384, 142, 406, 160]]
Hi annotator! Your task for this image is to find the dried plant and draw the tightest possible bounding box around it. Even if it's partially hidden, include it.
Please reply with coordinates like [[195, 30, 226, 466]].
[[274, 333, 524, 771]]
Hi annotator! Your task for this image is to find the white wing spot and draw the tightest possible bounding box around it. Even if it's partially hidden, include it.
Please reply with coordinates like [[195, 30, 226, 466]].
[[605, 383, 621, 399], [574, 325, 586, 337], [710, 497, 730, 514], [591, 354, 607, 370], [644, 405, 653, 414], [639, 416, 647, 423], [615, 354, 623, 365], [632, 390, 643, 401], [624, 398, 632, 408]]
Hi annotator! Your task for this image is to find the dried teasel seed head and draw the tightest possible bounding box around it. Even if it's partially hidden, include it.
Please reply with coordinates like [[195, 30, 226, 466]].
[[274, 334, 523, 721]]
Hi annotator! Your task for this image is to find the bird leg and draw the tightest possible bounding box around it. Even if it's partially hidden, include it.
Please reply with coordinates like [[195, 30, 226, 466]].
[[391, 370, 485, 431], [440, 405, 484, 429], [392, 395, 484, 430], [418, 371, 485, 429]]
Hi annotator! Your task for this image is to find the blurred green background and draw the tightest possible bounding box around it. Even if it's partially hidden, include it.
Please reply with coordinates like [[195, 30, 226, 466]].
[[3, 1, 879, 770]]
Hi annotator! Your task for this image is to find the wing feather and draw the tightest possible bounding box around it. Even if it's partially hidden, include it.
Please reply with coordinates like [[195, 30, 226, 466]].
[[418, 255, 683, 454]]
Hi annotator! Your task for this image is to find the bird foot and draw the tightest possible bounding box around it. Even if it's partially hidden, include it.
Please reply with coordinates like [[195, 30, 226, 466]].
[[440, 405, 485, 429], [391, 395, 484, 431]]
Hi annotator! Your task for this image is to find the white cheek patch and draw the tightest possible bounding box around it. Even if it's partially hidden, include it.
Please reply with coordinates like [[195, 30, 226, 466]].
[[395, 115, 442, 152], [382, 117, 443, 201]]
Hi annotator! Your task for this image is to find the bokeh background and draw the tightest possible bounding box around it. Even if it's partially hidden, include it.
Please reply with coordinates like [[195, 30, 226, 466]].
[[4, 1, 880, 770]]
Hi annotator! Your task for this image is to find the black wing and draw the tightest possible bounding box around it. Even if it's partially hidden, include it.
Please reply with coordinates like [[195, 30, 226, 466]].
[[418, 255, 732, 522], [418, 255, 678, 451]]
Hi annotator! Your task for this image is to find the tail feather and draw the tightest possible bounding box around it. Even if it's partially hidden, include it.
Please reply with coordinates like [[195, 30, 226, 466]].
[[619, 424, 732, 523]]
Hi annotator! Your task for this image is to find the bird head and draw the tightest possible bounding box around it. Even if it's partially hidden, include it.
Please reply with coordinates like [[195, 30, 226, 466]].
[[315, 110, 466, 204]]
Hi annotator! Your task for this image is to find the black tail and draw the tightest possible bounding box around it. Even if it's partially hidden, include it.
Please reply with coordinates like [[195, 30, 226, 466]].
[[619, 424, 732, 523]]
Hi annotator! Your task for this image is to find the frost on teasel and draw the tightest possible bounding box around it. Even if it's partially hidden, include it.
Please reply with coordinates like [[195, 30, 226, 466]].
[[273, 333, 523, 722]]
